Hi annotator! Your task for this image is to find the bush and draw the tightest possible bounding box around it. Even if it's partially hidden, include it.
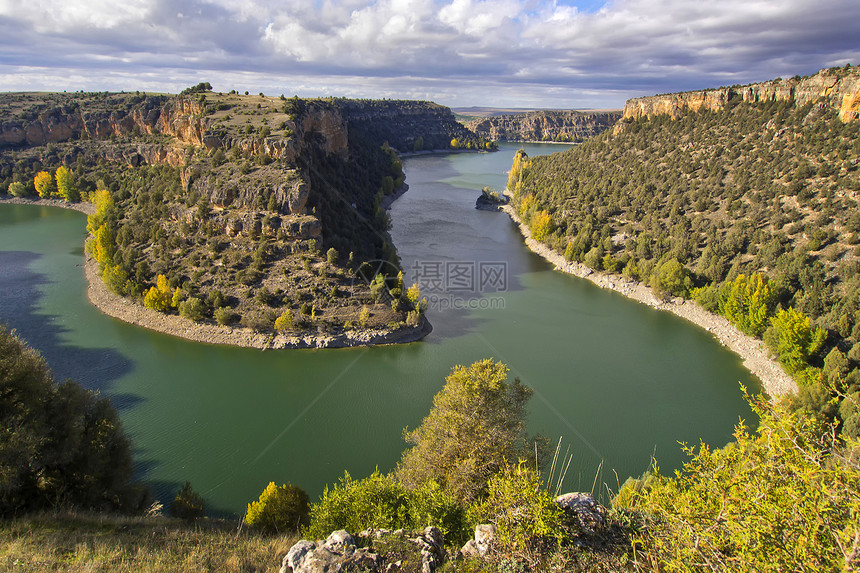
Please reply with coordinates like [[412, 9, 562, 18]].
[[468, 463, 565, 561], [245, 482, 310, 533], [305, 470, 410, 539], [634, 394, 860, 571], [178, 297, 206, 321], [326, 247, 339, 265], [214, 307, 237, 325], [274, 309, 294, 332], [170, 481, 205, 520]]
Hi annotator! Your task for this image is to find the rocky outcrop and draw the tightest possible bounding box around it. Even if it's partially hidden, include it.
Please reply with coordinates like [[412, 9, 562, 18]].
[[622, 65, 860, 122], [282, 527, 447, 573], [466, 110, 621, 142], [0, 96, 210, 148]]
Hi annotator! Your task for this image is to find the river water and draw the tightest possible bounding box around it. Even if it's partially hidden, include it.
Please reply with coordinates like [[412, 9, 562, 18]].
[[0, 142, 758, 515]]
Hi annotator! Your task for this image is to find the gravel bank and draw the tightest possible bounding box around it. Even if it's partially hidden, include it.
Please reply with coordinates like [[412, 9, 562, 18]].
[[501, 203, 797, 398]]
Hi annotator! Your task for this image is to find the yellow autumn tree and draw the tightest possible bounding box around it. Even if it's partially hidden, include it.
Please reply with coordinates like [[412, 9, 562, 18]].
[[55, 166, 78, 202], [34, 171, 53, 198], [143, 274, 172, 312], [530, 210, 552, 242]]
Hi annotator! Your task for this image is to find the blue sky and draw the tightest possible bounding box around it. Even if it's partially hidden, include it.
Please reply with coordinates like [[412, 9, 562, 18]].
[[0, 0, 857, 109]]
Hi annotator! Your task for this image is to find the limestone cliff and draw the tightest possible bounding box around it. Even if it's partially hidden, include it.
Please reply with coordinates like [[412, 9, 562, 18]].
[[622, 65, 860, 122], [466, 110, 621, 142]]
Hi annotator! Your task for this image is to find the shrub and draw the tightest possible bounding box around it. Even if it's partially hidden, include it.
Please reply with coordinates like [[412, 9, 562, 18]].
[[8, 181, 27, 197], [179, 297, 206, 321], [634, 394, 860, 572], [170, 481, 205, 520], [468, 463, 565, 560], [214, 307, 237, 325], [305, 470, 411, 539], [274, 309, 294, 332], [245, 482, 310, 533], [326, 247, 339, 265]]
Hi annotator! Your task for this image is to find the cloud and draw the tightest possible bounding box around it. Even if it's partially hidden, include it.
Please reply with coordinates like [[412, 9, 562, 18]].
[[0, 0, 857, 107]]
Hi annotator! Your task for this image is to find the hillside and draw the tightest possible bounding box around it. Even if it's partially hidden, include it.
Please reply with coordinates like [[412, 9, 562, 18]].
[[0, 88, 490, 345], [507, 65, 860, 433], [466, 110, 621, 142]]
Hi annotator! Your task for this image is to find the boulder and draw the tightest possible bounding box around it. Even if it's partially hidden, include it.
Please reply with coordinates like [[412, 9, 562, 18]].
[[555, 492, 606, 534], [281, 530, 380, 573]]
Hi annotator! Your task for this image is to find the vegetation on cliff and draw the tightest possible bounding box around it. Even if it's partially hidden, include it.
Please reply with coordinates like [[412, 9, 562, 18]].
[[0, 89, 481, 339], [508, 66, 860, 438]]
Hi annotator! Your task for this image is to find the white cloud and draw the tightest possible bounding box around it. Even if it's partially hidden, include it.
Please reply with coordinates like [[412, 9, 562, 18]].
[[0, 0, 857, 107]]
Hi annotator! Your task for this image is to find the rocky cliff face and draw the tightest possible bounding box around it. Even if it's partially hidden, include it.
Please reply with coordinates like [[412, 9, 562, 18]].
[[466, 110, 621, 142], [622, 66, 860, 122]]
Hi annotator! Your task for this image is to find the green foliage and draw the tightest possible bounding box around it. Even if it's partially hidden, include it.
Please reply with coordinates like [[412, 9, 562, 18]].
[[633, 394, 860, 572], [718, 273, 776, 337], [8, 181, 27, 197], [650, 258, 693, 298], [764, 307, 827, 375], [0, 326, 140, 515], [170, 482, 205, 520], [178, 297, 206, 321], [396, 359, 536, 505], [214, 307, 237, 326], [326, 247, 339, 265], [469, 463, 565, 559], [305, 470, 410, 539], [245, 481, 310, 533]]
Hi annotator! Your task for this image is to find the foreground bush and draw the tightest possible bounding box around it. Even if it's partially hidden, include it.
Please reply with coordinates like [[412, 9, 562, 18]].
[[627, 392, 860, 572], [245, 482, 309, 533]]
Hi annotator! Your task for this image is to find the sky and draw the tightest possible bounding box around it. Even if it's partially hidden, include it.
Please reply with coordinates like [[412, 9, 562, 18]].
[[0, 0, 858, 109]]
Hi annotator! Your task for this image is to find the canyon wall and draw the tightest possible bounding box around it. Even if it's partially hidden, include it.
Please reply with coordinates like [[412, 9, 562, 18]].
[[622, 66, 860, 122], [466, 110, 621, 142]]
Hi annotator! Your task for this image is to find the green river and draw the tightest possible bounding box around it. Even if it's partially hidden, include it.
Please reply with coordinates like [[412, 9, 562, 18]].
[[0, 143, 758, 515]]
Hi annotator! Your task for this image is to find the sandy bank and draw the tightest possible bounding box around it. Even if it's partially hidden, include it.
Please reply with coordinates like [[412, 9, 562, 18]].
[[0, 196, 96, 215], [501, 203, 797, 399]]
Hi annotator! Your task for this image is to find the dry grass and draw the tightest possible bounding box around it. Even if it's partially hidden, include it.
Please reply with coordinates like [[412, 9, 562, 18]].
[[0, 511, 299, 573]]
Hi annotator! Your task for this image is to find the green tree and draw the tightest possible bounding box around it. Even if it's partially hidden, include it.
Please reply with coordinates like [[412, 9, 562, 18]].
[[0, 326, 140, 515], [651, 258, 694, 298], [170, 481, 205, 520], [7, 181, 26, 197], [718, 273, 776, 337], [245, 481, 310, 533], [34, 171, 53, 198], [396, 359, 536, 504], [764, 307, 827, 375]]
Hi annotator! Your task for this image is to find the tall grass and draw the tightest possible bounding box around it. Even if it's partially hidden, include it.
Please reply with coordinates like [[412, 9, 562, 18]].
[[0, 511, 299, 572]]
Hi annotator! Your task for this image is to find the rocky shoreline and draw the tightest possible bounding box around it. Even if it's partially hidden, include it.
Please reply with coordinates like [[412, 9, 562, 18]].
[[500, 202, 797, 398], [1, 196, 431, 350]]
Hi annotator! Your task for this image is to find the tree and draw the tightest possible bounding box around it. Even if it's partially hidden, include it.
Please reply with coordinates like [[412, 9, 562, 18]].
[[245, 481, 310, 533], [170, 481, 205, 520], [34, 171, 53, 198], [651, 258, 694, 298], [0, 326, 140, 515], [143, 274, 172, 312], [396, 359, 536, 504], [450, 138, 460, 149], [718, 273, 775, 337], [530, 210, 553, 242], [764, 307, 827, 375], [55, 166, 78, 202], [7, 181, 26, 197]]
